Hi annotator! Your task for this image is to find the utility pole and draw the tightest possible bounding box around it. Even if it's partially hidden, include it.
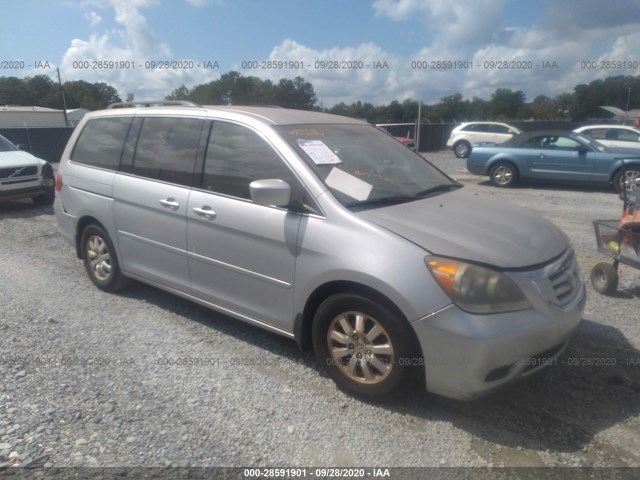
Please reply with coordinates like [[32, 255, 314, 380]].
[[416, 101, 422, 151], [627, 87, 631, 112], [57, 68, 70, 127]]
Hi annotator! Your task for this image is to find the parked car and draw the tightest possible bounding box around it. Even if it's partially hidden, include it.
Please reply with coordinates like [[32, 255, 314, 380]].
[[55, 103, 585, 400], [394, 136, 417, 151], [573, 125, 640, 150], [0, 134, 55, 205], [447, 122, 522, 158], [467, 130, 640, 192]]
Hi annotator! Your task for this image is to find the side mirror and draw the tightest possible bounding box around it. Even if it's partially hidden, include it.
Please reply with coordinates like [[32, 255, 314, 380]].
[[249, 179, 291, 207], [16, 144, 28, 151], [576, 145, 590, 154]]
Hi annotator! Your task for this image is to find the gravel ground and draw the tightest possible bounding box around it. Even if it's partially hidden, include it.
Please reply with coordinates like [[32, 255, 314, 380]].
[[0, 153, 639, 473]]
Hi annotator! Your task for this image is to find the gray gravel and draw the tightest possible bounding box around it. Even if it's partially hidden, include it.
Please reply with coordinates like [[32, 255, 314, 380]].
[[0, 153, 639, 470]]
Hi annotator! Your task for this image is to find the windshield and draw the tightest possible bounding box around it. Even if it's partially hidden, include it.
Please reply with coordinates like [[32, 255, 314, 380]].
[[0, 135, 18, 153], [276, 124, 456, 208]]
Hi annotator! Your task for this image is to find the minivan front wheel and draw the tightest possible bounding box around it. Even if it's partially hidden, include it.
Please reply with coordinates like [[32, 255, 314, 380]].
[[312, 294, 417, 397], [81, 224, 127, 292]]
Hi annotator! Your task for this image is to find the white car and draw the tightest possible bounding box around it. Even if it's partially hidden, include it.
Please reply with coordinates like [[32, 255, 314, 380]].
[[0, 135, 55, 205], [573, 125, 640, 150], [446, 122, 522, 158]]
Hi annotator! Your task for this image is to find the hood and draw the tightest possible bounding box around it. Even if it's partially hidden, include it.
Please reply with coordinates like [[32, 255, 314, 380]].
[[356, 189, 569, 269], [0, 150, 45, 168]]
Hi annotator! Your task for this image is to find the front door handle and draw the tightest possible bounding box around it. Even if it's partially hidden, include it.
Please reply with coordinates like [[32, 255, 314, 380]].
[[159, 198, 180, 209], [193, 206, 217, 220]]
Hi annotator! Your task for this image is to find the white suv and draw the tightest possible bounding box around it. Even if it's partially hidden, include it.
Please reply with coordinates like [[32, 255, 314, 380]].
[[447, 122, 522, 158], [0, 134, 55, 206]]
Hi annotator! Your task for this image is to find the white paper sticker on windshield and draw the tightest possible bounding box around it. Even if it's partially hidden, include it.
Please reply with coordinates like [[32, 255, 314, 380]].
[[325, 167, 372, 201], [298, 139, 341, 165]]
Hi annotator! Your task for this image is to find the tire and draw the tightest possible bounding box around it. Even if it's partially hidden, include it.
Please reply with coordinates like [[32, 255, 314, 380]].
[[80, 224, 127, 292], [489, 162, 518, 188], [453, 141, 471, 158], [613, 168, 640, 194], [32, 173, 55, 206], [312, 294, 419, 397], [590, 262, 618, 295]]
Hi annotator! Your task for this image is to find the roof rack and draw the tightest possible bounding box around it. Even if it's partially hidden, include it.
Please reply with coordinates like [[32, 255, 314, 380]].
[[107, 100, 202, 109]]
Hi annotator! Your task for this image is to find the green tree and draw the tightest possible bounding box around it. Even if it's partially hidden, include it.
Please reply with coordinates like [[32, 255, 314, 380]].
[[273, 76, 316, 109], [64, 80, 121, 110], [490, 88, 526, 120], [165, 85, 191, 100]]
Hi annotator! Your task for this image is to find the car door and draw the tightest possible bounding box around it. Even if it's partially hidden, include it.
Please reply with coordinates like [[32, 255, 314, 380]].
[[525, 135, 596, 181], [113, 115, 205, 291], [186, 120, 302, 331]]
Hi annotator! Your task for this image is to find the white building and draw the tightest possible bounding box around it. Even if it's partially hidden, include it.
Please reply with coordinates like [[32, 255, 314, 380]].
[[0, 106, 68, 128]]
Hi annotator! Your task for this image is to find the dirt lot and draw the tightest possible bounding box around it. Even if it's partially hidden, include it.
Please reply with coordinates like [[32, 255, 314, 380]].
[[0, 153, 639, 474]]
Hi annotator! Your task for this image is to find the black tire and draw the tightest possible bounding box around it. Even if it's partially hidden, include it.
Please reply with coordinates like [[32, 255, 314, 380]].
[[613, 168, 640, 194], [590, 262, 618, 295], [453, 141, 471, 158], [32, 173, 55, 206], [80, 224, 127, 292], [312, 294, 419, 397], [489, 162, 518, 188]]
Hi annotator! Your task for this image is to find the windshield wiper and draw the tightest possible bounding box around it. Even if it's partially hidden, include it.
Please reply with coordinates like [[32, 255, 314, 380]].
[[345, 195, 418, 209], [414, 183, 462, 197]]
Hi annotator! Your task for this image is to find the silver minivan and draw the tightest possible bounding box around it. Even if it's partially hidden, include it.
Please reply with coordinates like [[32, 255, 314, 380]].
[[55, 103, 586, 400]]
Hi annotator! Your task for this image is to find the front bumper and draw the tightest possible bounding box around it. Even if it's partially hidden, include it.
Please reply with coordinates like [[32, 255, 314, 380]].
[[0, 180, 47, 201], [412, 249, 586, 400]]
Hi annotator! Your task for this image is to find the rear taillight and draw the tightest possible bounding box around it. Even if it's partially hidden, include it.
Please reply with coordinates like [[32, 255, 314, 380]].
[[55, 174, 63, 192]]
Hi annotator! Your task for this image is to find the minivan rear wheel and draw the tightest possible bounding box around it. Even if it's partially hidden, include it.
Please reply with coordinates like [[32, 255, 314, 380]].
[[312, 294, 417, 397], [81, 224, 127, 292]]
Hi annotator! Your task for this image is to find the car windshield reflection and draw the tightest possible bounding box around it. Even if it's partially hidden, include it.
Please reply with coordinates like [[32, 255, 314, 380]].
[[276, 124, 455, 209]]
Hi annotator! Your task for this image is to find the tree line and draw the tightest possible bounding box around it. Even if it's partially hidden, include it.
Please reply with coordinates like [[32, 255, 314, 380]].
[[1, 72, 638, 123]]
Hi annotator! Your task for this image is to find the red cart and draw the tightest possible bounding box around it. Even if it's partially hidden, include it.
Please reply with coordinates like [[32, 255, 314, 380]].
[[591, 178, 640, 295]]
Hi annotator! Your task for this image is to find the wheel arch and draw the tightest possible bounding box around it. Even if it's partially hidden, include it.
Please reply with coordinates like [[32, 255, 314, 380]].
[[74, 216, 110, 259], [295, 280, 422, 357], [486, 156, 520, 175], [609, 160, 640, 189]]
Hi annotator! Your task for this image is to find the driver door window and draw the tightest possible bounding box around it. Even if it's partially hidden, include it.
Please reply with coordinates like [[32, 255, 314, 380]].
[[201, 121, 294, 199]]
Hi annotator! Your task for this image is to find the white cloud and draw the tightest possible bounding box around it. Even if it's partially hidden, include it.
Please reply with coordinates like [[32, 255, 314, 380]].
[[373, 0, 510, 46], [249, 39, 412, 106], [55, 0, 640, 108], [60, 0, 216, 100], [85, 11, 102, 27]]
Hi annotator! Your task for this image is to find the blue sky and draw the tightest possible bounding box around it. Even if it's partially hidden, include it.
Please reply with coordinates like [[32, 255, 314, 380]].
[[2, 0, 640, 107]]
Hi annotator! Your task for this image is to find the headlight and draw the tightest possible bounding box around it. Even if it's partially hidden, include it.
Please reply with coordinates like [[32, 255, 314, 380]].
[[425, 256, 531, 314]]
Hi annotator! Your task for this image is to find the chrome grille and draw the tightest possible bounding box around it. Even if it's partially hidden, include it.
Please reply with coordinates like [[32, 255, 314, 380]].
[[530, 248, 583, 309], [0, 166, 38, 179]]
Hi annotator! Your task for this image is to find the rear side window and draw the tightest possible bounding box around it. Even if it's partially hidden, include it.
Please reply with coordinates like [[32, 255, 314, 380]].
[[132, 117, 203, 187], [616, 129, 640, 142], [71, 117, 132, 170], [489, 125, 510, 134]]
